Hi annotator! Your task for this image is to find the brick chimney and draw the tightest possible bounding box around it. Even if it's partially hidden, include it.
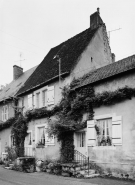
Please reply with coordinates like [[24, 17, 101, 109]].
[[111, 53, 115, 63], [90, 8, 104, 30], [13, 65, 23, 80]]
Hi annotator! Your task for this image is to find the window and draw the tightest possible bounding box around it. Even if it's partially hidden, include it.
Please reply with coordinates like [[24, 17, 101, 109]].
[[42, 90, 47, 107], [25, 132, 32, 146], [11, 135, 15, 147], [35, 125, 54, 147], [38, 127, 45, 145], [2, 105, 8, 121], [28, 94, 33, 109], [96, 118, 112, 146], [36, 92, 40, 108], [77, 132, 86, 147], [47, 86, 54, 105], [87, 115, 122, 147]]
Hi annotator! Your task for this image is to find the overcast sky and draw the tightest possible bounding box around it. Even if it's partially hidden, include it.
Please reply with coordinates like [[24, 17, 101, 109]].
[[0, 0, 135, 85]]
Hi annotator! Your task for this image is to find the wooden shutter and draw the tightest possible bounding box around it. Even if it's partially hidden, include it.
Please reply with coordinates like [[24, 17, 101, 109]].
[[47, 86, 54, 105], [112, 116, 122, 145], [87, 120, 96, 146], [5, 105, 8, 120], [28, 94, 33, 109], [2, 107, 4, 121]]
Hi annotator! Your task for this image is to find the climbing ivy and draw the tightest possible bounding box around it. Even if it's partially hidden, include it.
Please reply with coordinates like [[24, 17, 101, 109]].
[[47, 84, 95, 162], [11, 115, 28, 157], [1, 80, 135, 162], [0, 117, 16, 131]]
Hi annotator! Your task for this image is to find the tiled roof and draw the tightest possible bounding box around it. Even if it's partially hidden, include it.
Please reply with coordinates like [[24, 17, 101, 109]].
[[17, 27, 98, 95], [0, 66, 37, 102], [76, 55, 135, 88]]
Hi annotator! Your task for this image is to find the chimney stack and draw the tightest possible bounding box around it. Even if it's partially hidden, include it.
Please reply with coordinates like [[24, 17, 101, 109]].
[[13, 65, 23, 80], [111, 53, 115, 63], [90, 8, 103, 30]]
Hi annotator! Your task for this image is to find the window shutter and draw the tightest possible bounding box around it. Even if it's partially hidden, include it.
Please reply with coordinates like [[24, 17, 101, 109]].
[[28, 94, 33, 109], [47, 86, 54, 105], [5, 106, 8, 120], [2, 108, 4, 121], [87, 120, 96, 146], [112, 116, 122, 145]]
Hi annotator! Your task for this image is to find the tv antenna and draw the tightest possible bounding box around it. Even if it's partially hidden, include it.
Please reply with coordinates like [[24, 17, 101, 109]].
[[14, 52, 25, 67], [108, 28, 122, 44]]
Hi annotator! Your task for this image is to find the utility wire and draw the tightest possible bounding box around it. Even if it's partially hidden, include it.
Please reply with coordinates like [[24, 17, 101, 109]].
[[0, 41, 44, 55], [0, 28, 45, 52]]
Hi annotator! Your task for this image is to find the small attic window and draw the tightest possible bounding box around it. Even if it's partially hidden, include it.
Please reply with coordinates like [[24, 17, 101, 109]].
[[6, 88, 10, 92], [91, 57, 93, 62]]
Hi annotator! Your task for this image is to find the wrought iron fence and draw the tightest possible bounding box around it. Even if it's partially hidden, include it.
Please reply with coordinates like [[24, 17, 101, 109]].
[[74, 150, 90, 175]]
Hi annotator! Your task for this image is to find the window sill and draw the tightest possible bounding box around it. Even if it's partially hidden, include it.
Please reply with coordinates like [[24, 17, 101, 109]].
[[36, 145, 45, 148], [93, 146, 116, 150], [36, 144, 55, 148]]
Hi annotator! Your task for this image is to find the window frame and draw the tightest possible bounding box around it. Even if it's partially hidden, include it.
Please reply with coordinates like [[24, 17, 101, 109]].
[[87, 113, 122, 147], [42, 89, 47, 107], [95, 118, 112, 146], [35, 124, 55, 147], [28, 94, 33, 109], [77, 132, 86, 147], [2, 105, 8, 121], [25, 130, 32, 146], [36, 92, 40, 108], [10, 135, 15, 147], [47, 86, 54, 105]]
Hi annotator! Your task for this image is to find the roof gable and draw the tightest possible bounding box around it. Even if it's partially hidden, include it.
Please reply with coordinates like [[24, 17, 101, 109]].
[[0, 66, 37, 102], [17, 27, 98, 95]]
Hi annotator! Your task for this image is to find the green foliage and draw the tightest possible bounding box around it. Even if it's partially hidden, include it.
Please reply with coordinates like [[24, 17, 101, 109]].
[[11, 115, 28, 157], [60, 132, 74, 163], [25, 105, 61, 122], [0, 117, 16, 131], [92, 86, 135, 107], [5, 146, 17, 161], [47, 84, 95, 162]]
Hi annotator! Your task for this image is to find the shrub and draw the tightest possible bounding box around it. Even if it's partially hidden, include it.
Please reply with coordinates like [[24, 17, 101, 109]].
[[5, 146, 17, 161]]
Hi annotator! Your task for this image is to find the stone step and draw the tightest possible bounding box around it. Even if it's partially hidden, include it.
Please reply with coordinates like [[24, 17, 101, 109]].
[[79, 169, 95, 175], [84, 173, 100, 178]]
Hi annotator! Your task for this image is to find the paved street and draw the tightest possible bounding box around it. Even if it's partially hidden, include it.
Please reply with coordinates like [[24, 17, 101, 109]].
[[0, 166, 134, 185]]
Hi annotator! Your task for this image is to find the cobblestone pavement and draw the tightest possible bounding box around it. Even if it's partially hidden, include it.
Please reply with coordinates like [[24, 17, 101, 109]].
[[0, 166, 134, 185]]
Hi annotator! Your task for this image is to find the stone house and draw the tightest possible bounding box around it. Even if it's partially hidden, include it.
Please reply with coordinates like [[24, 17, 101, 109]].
[[73, 54, 135, 177], [16, 8, 113, 160], [0, 65, 37, 160]]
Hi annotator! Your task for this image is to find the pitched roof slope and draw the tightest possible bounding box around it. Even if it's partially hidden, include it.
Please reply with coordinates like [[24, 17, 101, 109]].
[[17, 27, 98, 95], [75, 55, 135, 88], [0, 66, 37, 102]]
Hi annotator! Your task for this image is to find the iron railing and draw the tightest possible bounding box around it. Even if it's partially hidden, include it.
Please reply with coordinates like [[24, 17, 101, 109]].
[[74, 150, 90, 175]]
